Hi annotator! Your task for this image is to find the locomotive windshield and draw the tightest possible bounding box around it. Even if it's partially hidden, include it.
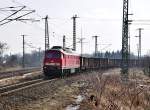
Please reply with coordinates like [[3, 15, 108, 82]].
[[45, 51, 61, 58]]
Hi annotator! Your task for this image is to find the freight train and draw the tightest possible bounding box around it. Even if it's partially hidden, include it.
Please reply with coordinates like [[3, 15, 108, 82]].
[[43, 46, 139, 77]]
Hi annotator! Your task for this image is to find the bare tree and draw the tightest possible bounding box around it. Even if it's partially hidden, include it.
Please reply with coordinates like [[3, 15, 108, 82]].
[[0, 42, 8, 65], [0, 42, 7, 55]]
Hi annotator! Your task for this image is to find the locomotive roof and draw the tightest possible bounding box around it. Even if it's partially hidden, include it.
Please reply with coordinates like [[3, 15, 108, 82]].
[[47, 46, 79, 56]]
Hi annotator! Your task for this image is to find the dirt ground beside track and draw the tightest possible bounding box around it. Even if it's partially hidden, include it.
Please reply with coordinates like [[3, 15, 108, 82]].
[[0, 68, 150, 110]]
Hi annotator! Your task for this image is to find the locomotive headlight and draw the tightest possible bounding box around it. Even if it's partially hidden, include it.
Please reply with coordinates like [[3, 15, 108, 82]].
[[45, 63, 51, 65], [44, 66, 47, 68], [45, 62, 60, 66], [55, 63, 60, 66]]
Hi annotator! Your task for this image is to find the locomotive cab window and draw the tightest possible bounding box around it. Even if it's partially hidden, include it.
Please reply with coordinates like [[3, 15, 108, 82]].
[[45, 51, 61, 58]]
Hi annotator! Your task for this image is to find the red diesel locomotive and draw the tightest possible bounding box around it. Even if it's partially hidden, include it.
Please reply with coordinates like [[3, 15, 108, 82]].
[[43, 46, 80, 77]]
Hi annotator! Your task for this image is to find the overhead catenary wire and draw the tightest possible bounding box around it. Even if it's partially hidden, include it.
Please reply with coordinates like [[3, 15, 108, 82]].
[[0, 6, 26, 23], [0, 7, 64, 40], [25, 42, 39, 50], [10, 0, 43, 18], [0, 6, 24, 10], [131, 23, 150, 25], [0, 5, 36, 26], [6, 0, 73, 38]]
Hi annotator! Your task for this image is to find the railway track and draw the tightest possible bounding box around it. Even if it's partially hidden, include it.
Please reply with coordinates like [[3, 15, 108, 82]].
[[0, 78, 56, 96], [0, 67, 41, 79], [0, 70, 97, 97]]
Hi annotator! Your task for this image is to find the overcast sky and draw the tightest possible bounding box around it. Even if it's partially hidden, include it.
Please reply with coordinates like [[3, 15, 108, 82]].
[[0, 0, 150, 55]]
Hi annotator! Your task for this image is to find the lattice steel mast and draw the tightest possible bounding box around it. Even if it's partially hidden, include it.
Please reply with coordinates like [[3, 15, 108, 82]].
[[21, 35, 26, 68], [43, 15, 50, 51], [135, 28, 144, 66], [92, 36, 100, 57], [63, 35, 66, 49], [72, 15, 79, 51], [121, 0, 129, 80], [137, 28, 143, 60]]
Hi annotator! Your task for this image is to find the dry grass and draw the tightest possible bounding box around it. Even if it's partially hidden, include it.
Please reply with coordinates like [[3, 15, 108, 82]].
[[0, 68, 149, 110], [0, 66, 22, 72], [80, 68, 150, 110]]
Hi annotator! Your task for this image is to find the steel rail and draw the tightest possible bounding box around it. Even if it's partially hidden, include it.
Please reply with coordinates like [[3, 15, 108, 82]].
[[0, 78, 56, 96], [0, 67, 41, 79], [0, 78, 43, 93]]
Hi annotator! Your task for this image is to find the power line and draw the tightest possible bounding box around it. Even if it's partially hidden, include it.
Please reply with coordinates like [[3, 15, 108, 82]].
[[131, 23, 150, 25], [0, 7, 44, 31], [133, 19, 150, 22], [0, 6, 36, 26], [79, 17, 121, 21], [10, 0, 43, 18], [25, 42, 40, 50], [100, 44, 112, 51], [0, 6, 25, 24]]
